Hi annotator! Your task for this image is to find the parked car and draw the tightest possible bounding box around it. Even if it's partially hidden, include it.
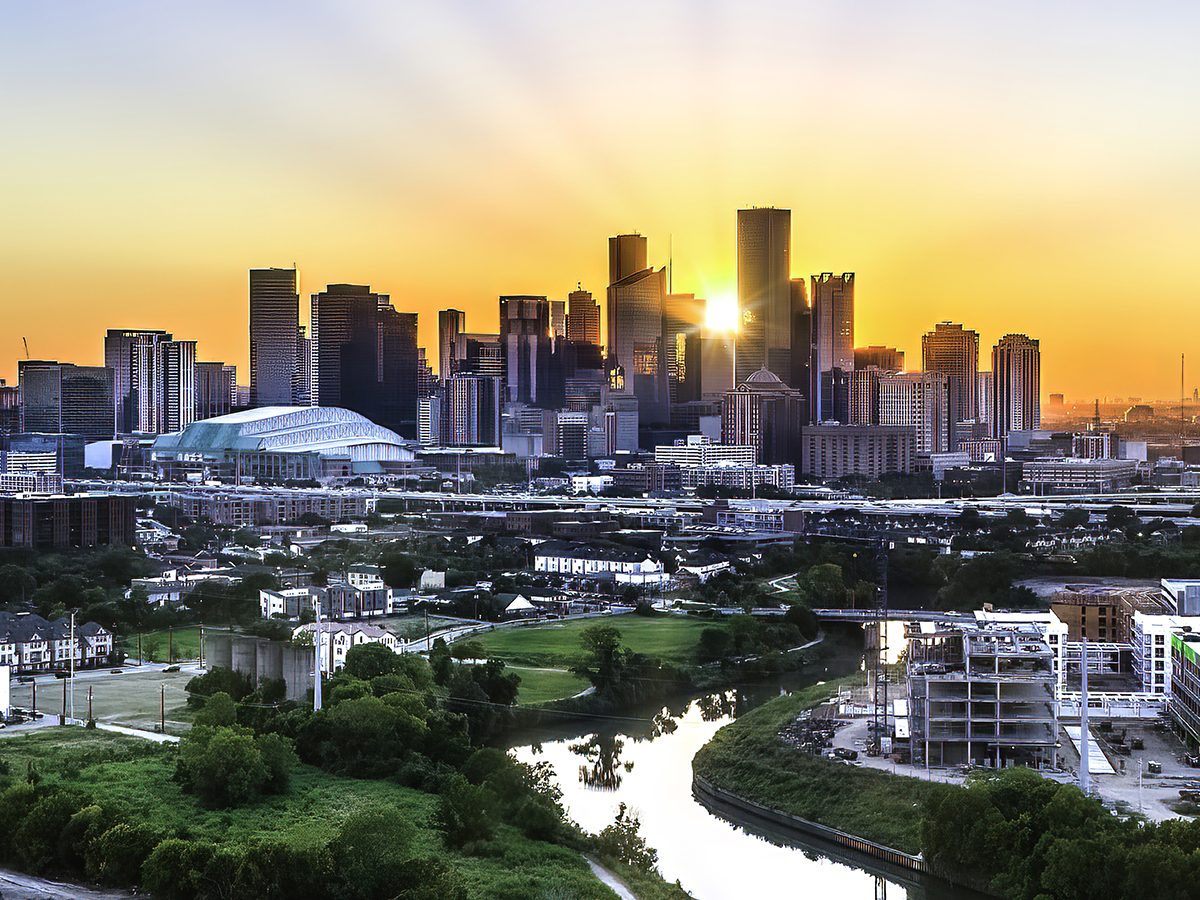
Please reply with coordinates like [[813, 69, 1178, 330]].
[[1148, 760, 1163, 774]]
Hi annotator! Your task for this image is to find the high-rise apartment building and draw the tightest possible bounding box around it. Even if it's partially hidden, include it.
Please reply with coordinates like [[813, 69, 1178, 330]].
[[18, 362, 115, 441], [104, 329, 171, 433], [879, 371, 949, 455], [438, 309, 466, 382], [608, 234, 648, 286], [922, 322, 979, 427], [448, 375, 501, 446], [992, 334, 1041, 438], [607, 256, 670, 424], [850, 366, 883, 426], [249, 268, 300, 407], [550, 300, 566, 339], [736, 208, 791, 386], [499, 296, 552, 406], [195, 362, 234, 421], [977, 371, 994, 427], [156, 341, 196, 433], [854, 346, 905, 373], [295, 326, 311, 406]]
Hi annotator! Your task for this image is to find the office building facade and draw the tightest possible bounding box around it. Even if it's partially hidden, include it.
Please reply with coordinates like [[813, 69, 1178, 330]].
[[18, 362, 115, 441], [800, 425, 916, 479], [438, 309, 465, 382], [104, 329, 170, 433], [879, 371, 949, 455], [249, 268, 300, 408], [607, 266, 670, 424], [812, 272, 855, 423], [499, 296, 552, 407], [922, 322, 979, 427], [736, 208, 791, 386], [854, 346, 904, 373], [722, 368, 803, 469]]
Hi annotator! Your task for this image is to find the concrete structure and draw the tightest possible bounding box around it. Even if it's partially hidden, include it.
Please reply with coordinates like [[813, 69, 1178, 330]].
[[722, 368, 803, 469], [260, 587, 321, 620], [800, 425, 915, 479], [1020, 457, 1137, 494], [1130, 613, 1200, 697], [906, 621, 1059, 769], [849, 366, 883, 426], [736, 208, 792, 386], [1163, 580, 1200, 616], [207, 634, 315, 702]]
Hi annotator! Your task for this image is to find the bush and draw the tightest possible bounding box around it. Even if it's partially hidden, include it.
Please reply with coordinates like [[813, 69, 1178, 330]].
[[87, 822, 163, 885], [184, 668, 252, 706], [344, 643, 402, 680], [434, 774, 499, 848], [177, 727, 269, 808], [596, 803, 657, 873], [12, 789, 89, 874], [141, 838, 218, 900]]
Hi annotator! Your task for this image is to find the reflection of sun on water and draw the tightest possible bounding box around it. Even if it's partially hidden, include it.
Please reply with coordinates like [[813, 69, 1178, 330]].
[[706, 295, 738, 332]]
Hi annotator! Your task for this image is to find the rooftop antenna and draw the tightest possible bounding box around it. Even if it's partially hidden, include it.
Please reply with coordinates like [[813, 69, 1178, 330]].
[[1093, 399, 1100, 432], [668, 234, 673, 294], [1182, 353, 1186, 462], [22, 337, 29, 359]]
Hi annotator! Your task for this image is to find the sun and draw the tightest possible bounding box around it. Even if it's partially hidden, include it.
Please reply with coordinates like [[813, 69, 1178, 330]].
[[706, 295, 738, 332]]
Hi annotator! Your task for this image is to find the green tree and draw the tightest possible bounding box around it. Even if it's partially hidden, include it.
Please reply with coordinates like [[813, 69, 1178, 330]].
[[1059, 507, 1090, 529], [194, 691, 237, 727], [344, 642, 401, 680], [597, 803, 658, 873], [434, 775, 499, 848], [429, 637, 453, 686], [177, 727, 269, 808]]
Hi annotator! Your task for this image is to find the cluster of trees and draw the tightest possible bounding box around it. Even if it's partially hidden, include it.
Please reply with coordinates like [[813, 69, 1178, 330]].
[[923, 767, 1200, 900], [696, 609, 817, 664], [0, 546, 151, 623]]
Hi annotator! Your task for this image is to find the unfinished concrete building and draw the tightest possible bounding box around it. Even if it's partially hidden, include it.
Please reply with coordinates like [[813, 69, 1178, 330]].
[[906, 623, 1058, 769]]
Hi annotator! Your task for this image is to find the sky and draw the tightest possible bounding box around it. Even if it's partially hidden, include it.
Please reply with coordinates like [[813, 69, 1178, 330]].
[[2, 1, 1200, 400]]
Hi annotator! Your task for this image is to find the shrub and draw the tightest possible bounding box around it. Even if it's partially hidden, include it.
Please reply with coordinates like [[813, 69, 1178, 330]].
[[87, 822, 163, 885], [596, 803, 657, 873], [12, 789, 89, 874], [434, 775, 499, 848], [141, 838, 218, 900]]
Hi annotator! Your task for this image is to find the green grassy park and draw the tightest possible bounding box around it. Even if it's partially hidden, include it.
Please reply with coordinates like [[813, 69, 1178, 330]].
[[506, 666, 590, 705], [472, 614, 719, 670]]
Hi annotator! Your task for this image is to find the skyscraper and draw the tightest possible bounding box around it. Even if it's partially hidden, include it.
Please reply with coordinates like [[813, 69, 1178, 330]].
[[608, 234, 648, 286], [448, 374, 501, 445], [104, 329, 170, 433], [195, 362, 234, 421], [736, 208, 791, 386], [854, 346, 905, 372], [550, 300, 566, 339], [812, 272, 855, 423], [438, 309, 465, 382], [789, 278, 812, 418], [249, 268, 300, 408], [310, 284, 418, 434], [499, 296, 552, 406], [607, 266, 669, 424], [156, 340, 196, 433], [922, 322, 979, 427], [567, 287, 603, 370], [722, 368, 804, 469], [663, 292, 705, 404], [992, 334, 1041, 438], [878, 371, 949, 455], [18, 361, 115, 441]]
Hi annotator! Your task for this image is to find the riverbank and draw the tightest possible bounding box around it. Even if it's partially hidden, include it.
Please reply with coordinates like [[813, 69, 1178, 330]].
[[691, 678, 953, 855]]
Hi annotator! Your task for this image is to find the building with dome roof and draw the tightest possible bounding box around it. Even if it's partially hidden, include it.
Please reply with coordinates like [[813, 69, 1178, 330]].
[[721, 367, 804, 471], [150, 406, 416, 483]]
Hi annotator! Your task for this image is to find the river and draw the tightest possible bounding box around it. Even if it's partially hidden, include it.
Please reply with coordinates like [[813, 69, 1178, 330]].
[[508, 661, 980, 900]]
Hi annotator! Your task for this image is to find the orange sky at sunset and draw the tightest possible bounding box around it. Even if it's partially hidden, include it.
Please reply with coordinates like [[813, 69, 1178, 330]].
[[3, 2, 1200, 400]]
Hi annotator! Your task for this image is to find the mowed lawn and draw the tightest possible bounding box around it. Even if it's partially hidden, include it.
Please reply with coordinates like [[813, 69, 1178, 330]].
[[472, 613, 719, 669], [506, 666, 590, 705]]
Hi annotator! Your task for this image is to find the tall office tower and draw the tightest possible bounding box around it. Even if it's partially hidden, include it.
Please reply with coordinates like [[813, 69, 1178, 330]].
[[977, 371, 994, 427], [194, 362, 232, 421], [550, 300, 566, 339], [812, 272, 855, 423], [448, 374, 501, 445], [992, 334, 1040, 438], [700, 332, 735, 398], [295, 326, 311, 406], [722, 369, 804, 469], [879, 371, 949, 455], [499, 296, 552, 406], [922, 322, 979, 428], [736, 208, 792, 386], [418, 392, 442, 446], [417, 348, 437, 397], [789, 278, 812, 418], [249, 267, 300, 408], [454, 334, 504, 378], [155, 340, 196, 433], [0, 379, 19, 437], [854, 346, 905, 372], [311, 283, 418, 430], [608, 234, 648, 286], [608, 263, 670, 424], [664, 292, 705, 404], [18, 362, 115, 441], [850, 366, 883, 426], [104, 329, 171, 433], [438, 309, 466, 382], [567, 287, 601, 347]]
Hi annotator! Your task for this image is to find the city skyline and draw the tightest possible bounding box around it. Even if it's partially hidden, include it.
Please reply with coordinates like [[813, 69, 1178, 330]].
[[3, 4, 1200, 399]]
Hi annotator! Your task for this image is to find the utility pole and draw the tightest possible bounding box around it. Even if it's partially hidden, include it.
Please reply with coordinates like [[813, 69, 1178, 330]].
[[61, 677, 67, 725], [160, 683, 165, 733], [87, 685, 93, 723], [1080, 638, 1091, 796], [313, 597, 323, 711], [69, 609, 76, 725]]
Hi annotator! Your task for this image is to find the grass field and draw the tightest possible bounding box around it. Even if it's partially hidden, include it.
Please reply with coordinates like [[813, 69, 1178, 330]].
[[507, 666, 590, 705], [472, 614, 719, 669], [9, 667, 198, 733], [692, 677, 951, 854], [0, 728, 680, 900], [119, 626, 204, 663]]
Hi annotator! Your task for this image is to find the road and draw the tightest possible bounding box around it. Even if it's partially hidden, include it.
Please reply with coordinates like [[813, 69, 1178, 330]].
[[0, 868, 133, 900]]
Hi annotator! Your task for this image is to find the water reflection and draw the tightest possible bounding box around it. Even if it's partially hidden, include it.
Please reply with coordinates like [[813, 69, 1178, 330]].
[[571, 733, 629, 789]]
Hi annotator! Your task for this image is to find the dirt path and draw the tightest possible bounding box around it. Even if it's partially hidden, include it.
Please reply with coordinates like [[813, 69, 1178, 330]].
[[0, 868, 134, 900], [583, 856, 638, 900]]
